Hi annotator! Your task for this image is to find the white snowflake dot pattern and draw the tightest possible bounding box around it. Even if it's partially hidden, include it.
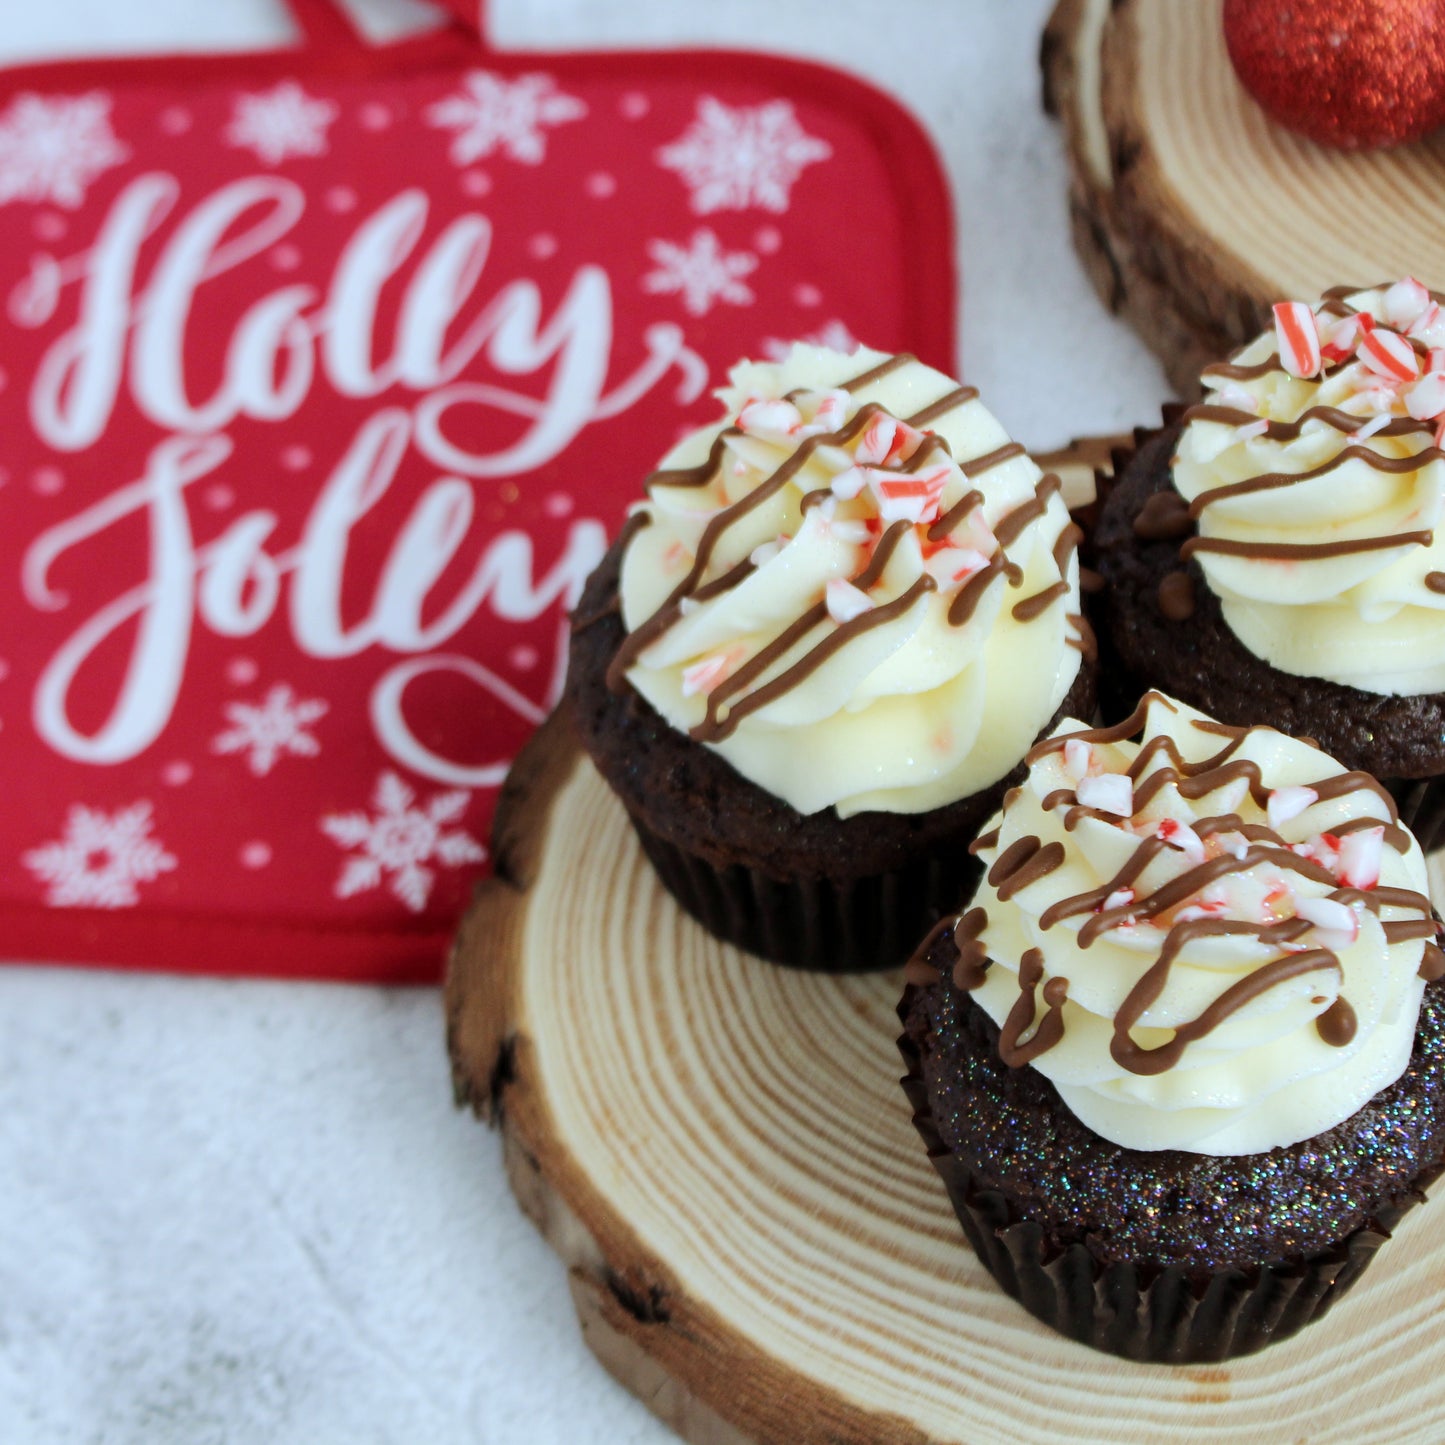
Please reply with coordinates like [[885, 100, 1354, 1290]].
[[643, 229, 758, 317], [211, 683, 328, 777], [224, 81, 338, 166], [425, 70, 586, 167], [657, 97, 831, 215], [0, 91, 129, 210], [320, 772, 486, 914], [762, 320, 861, 362], [23, 801, 177, 909]]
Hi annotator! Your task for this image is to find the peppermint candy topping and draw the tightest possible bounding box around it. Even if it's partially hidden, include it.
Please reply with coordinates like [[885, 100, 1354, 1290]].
[[1273, 301, 1322, 379], [1062, 738, 1092, 782], [1267, 785, 1317, 830], [825, 577, 874, 624], [1076, 772, 1133, 817], [1385, 277, 1432, 328], [1358, 320, 1420, 384], [1155, 815, 1206, 862], [871, 464, 949, 524], [681, 648, 742, 697], [1294, 895, 1361, 944], [1337, 826, 1384, 890], [1406, 370, 1445, 422]]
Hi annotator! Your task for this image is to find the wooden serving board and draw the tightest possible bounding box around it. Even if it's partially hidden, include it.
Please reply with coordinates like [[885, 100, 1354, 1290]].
[[1042, 0, 1445, 395], [447, 717, 1445, 1445]]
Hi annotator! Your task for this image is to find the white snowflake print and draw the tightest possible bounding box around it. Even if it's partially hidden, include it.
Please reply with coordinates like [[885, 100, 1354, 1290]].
[[23, 801, 176, 909], [0, 91, 128, 210], [643, 229, 758, 317], [657, 97, 831, 215], [224, 81, 338, 165], [762, 320, 861, 361], [425, 70, 585, 167], [320, 772, 486, 914], [211, 683, 328, 777]]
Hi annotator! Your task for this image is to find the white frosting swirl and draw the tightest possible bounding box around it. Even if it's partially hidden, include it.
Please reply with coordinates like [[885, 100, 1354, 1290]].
[[618, 345, 1085, 818], [969, 691, 1434, 1155], [1175, 283, 1445, 695]]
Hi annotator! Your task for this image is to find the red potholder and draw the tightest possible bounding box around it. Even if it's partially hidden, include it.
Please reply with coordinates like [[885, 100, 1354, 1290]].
[[0, 0, 955, 982]]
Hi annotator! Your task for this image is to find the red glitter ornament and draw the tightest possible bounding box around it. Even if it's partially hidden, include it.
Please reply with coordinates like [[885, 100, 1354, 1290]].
[[1223, 0, 1445, 149]]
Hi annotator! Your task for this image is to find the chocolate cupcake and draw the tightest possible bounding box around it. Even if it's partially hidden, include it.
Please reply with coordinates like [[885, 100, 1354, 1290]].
[[899, 690, 1445, 1361], [1093, 281, 1445, 847], [568, 345, 1095, 971]]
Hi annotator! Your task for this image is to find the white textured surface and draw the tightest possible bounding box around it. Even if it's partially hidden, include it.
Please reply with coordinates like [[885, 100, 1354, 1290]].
[[0, 3, 1168, 1443]]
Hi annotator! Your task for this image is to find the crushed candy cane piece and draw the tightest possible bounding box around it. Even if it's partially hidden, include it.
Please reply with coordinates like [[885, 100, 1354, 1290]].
[[1337, 826, 1384, 889], [681, 650, 740, 697], [1063, 738, 1092, 782], [1215, 382, 1258, 413], [1294, 895, 1360, 943], [1411, 306, 1445, 348], [1077, 772, 1133, 818], [829, 465, 868, 500], [1273, 301, 1321, 378], [825, 577, 875, 624], [1174, 903, 1224, 923], [1267, 785, 1318, 831], [1410, 301, 1444, 339], [1323, 313, 1360, 359], [1386, 277, 1432, 327], [854, 413, 899, 465], [1103, 887, 1135, 911], [1406, 371, 1445, 421], [872, 467, 949, 524], [1156, 816, 1205, 862], [1358, 324, 1420, 383], [1233, 418, 1270, 444], [923, 546, 989, 590], [806, 389, 848, 431], [884, 420, 927, 466], [1349, 412, 1394, 442], [737, 397, 803, 438]]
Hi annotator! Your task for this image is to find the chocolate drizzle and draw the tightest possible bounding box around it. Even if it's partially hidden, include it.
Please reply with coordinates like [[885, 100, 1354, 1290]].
[[1012, 581, 1070, 621], [998, 949, 1069, 1066], [1183, 401, 1437, 446], [1065, 611, 1097, 662], [1186, 446, 1444, 518], [988, 836, 1065, 900], [952, 907, 991, 990], [1182, 530, 1434, 564]]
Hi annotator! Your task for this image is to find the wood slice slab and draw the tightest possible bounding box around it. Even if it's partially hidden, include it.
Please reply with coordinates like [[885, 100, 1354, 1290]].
[[1043, 0, 1445, 395], [448, 710, 1445, 1445]]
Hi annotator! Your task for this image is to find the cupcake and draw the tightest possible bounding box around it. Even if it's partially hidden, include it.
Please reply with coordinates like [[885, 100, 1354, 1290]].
[[568, 345, 1095, 971], [1092, 281, 1445, 846], [898, 689, 1445, 1362]]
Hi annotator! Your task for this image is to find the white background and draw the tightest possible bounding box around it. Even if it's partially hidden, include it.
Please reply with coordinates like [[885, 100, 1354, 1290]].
[[0, 2, 1169, 1442]]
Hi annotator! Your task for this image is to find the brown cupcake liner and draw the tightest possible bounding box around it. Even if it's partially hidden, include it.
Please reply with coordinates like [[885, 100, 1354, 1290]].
[[628, 810, 981, 973], [897, 998, 1414, 1364]]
